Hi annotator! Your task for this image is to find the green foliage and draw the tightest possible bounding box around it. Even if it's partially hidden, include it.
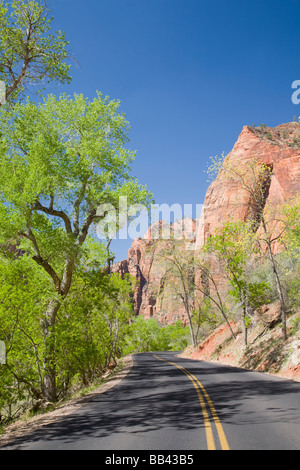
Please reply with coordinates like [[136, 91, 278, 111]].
[[124, 317, 190, 354], [0, 247, 135, 423], [192, 297, 219, 341], [290, 316, 300, 335], [0, 0, 71, 104], [206, 152, 226, 182], [0, 92, 152, 230], [0, 0, 155, 425], [282, 200, 300, 253], [55, 271, 134, 391], [0, 90, 153, 411], [204, 220, 256, 287], [0, 253, 51, 423], [204, 220, 272, 346]]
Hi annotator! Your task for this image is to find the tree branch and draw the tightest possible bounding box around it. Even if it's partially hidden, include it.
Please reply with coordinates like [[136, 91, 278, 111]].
[[73, 179, 88, 237], [34, 200, 73, 234], [77, 207, 108, 246], [19, 229, 62, 293]]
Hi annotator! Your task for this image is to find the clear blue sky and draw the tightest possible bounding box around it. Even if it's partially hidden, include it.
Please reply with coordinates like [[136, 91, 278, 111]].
[[47, 0, 300, 261]]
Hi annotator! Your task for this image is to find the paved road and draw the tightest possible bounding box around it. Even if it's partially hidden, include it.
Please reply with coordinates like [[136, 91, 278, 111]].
[[1, 352, 300, 450]]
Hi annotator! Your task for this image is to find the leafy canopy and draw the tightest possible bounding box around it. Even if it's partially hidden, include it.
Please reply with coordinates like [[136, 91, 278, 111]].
[[0, 0, 71, 104], [0, 92, 153, 289]]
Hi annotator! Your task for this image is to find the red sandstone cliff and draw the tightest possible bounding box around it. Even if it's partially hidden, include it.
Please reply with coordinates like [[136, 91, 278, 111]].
[[112, 220, 197, 323], [113, 123, 300, 323], [195, 123, 300, 247]]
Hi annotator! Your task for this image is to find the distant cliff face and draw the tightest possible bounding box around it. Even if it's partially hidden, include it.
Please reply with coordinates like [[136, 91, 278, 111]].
[[113, 123, 300, 323], [112, 220, 196, 324], [195, 123, 300, 248]]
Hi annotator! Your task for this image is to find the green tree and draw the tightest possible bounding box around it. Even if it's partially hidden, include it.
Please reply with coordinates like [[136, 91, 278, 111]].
[[0, 92, 152, 402], [282, 198, 300, 253], [124, 317, 170, 353], [205, 220, 269, 347], [217, 156, 289, 341], [193, 251, 236, 341], [56, 264, 134, 391], [0, 0, 71, 105], [0, 243, 135, 420], [278, 198, 300, 312], [124, 317, 189, 353], [0, 251, 52, 422], [154, 239, 197, 347]]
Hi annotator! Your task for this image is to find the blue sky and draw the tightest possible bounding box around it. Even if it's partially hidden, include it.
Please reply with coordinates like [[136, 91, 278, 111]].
[[47, 0, 300, 261]]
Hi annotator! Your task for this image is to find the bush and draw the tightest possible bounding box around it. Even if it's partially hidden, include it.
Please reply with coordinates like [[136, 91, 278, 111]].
[[290, 316, 300, 335], [124, 317, 190, 353]]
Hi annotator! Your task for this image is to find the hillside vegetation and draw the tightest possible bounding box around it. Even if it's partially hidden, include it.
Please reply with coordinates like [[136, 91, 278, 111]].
[[181, 307, 300, 383]]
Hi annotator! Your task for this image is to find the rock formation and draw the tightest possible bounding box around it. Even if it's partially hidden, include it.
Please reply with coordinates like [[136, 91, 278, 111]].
[[196, 123, 300, 247], [112, 219, 197, 324], [113, 123, 300, 323]]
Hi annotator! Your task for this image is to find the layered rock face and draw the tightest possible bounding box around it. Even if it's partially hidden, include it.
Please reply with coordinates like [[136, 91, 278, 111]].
[[196, 123, 300, 247], [112, 220, 197, 324], [113, 123, 300, 323]]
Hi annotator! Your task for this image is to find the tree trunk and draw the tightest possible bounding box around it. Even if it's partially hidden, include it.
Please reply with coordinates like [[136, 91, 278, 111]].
[[42, 299, 61, 402], [184, 297, 196, 348], [198, 267, 236, 340], [269, 251, 287, 341], [42, 259, 75, 402], [262, 219, 287, 341], [241, 293, 248, 348]]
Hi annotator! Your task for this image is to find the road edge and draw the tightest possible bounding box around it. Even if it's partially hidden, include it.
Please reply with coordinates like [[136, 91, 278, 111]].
[[0, 354, 134, 448]]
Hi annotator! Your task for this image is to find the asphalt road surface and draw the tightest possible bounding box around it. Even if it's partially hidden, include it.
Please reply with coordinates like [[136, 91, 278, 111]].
[[1, 352, 300, 450]]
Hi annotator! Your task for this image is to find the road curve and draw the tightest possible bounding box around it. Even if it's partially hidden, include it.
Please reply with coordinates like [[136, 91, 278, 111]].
[[1, 352, 300, 450]]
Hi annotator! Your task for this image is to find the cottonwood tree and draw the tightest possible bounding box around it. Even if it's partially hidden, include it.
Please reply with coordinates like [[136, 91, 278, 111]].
[[153, 236, 236, 348], [218, 157, 289, 340], [0, 92, 152, 401], [193, 251, 237, 341], [56, 263, 134, 388], [0, 0, 71, 106], [154, 238, 197, 347], [0, 241, 135, 419], [204, 220, 269, 347], [275, 198, 300, 312]]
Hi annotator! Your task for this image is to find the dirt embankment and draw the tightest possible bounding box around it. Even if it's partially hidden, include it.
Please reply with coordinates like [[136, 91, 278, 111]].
[[180, 309, 300, 383]]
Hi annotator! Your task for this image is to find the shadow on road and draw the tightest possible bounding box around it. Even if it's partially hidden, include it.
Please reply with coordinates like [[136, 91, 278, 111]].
[[2, 352, 300, 449]]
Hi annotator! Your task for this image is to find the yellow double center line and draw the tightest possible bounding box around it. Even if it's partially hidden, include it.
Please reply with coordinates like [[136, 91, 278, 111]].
[[153, 354, 230, 451]]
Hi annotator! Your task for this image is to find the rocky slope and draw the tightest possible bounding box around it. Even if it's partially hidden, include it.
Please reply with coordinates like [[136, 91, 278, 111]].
[[113, 122, 300, 324], [180, 308, 300, 383]]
